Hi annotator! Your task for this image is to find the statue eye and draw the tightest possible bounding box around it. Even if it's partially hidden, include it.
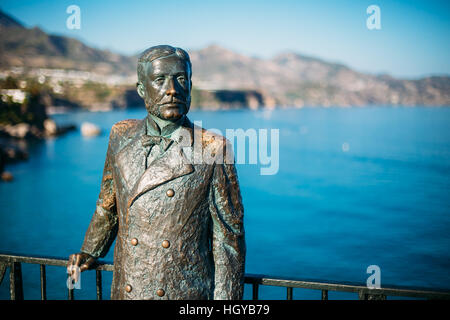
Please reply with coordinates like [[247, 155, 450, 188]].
[[177, 76, 186, 83], [154, 77, 165, 85]]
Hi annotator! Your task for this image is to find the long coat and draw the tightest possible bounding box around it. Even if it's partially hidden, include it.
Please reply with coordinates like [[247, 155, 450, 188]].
[[80, 116, 246, 300]]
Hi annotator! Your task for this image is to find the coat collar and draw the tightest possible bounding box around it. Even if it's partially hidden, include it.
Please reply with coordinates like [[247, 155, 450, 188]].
[[115, 116, 195, 208]]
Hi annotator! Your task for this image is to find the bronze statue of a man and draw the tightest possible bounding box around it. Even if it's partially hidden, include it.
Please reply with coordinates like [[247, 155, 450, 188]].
[[67, 45, 246, 300]]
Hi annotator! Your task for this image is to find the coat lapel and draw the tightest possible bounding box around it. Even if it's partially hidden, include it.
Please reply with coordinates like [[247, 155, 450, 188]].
[[115, 119, 147, 193], [128, 144, 194, 207], [125, 117, 196, 208]]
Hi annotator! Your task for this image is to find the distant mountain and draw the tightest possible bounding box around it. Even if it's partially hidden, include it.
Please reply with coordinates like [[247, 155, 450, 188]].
[[0, 10, 135, 75], [189, 45, 450, 106], [0, 8, 23, 28], [1, 10, 449, 107]]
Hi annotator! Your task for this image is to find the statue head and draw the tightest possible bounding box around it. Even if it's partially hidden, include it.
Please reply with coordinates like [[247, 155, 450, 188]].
[[137, 45, 192, 121]]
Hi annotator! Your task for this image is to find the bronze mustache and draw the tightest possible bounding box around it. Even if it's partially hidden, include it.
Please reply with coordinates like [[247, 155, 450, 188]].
[[158, 99, 187, 107]]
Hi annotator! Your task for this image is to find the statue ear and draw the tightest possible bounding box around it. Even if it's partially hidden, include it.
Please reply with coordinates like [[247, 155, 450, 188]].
[[136, 82, 145, 99]]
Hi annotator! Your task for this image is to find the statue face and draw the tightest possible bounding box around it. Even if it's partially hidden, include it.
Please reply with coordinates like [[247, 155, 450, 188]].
[[138, 55, 191, 121]]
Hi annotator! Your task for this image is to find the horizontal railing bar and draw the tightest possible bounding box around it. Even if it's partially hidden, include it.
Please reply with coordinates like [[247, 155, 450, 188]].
[[243, 274, 450, 299], [0, 253, 113, 272], [1, 252, 449, 299]]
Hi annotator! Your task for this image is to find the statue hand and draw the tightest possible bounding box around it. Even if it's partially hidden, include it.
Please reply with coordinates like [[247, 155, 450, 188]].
[[67, 252, 96, 282]]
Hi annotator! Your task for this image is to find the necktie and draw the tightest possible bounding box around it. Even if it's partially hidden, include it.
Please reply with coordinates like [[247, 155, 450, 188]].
[[141, 135, 173, 153], [141, 135, 173, 169]]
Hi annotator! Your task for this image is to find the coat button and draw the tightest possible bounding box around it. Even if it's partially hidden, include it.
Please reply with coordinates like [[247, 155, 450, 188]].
[[156, 289, 165, 297], [162, 240, 170, 248], [130, 238, 138, 246], [125, 285, 132, 293], [166, 189, 175, 197]]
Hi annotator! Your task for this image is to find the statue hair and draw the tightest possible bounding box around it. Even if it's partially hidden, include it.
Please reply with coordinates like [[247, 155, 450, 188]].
[[137, 45, 192, 84]]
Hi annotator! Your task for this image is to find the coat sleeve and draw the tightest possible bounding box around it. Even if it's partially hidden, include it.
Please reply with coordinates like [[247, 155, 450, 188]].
[[209, 140, 246, 300], [80, 131, 118, 259]]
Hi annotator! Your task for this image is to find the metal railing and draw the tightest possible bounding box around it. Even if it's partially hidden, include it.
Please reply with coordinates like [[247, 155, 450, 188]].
[[1, 252, 449, 300]]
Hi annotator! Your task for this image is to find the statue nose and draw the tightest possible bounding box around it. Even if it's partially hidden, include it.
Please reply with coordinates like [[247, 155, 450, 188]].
[[166, 87, 176, 96], [166, 79, 177, 96]]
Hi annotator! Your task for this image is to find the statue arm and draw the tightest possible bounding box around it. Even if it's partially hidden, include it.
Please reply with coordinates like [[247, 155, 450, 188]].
[[209, 142, 246, 300], [80, 133, 118, 259]]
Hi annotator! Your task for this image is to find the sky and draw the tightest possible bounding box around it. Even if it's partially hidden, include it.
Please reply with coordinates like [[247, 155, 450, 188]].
[[1, 0, 449, 79]]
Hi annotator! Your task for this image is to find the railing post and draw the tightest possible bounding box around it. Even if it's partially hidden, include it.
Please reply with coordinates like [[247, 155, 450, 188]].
[[252, 283, 259, 300], [287, 287, 293, 300], [358, 291, 367, 300], [10, 262, 24, 300], [321, 289, 328, 300], [96, 270, 102, 300], [0, 262, 6, 286], [40, 264, 47, 300], [68, 288, 74, 300]]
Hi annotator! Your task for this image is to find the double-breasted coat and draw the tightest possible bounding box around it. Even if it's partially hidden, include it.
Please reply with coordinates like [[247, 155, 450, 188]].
[[80, 116, 246, 300]]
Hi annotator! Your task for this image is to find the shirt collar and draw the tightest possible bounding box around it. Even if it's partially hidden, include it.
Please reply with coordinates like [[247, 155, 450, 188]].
[[146, 114, 185, 139]]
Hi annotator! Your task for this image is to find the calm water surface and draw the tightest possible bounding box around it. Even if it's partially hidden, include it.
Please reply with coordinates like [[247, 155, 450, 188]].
[[1, 106, 449, 299]]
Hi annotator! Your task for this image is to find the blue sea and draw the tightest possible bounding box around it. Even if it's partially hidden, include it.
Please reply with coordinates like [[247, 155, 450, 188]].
[[1, 106, 449, 300]]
